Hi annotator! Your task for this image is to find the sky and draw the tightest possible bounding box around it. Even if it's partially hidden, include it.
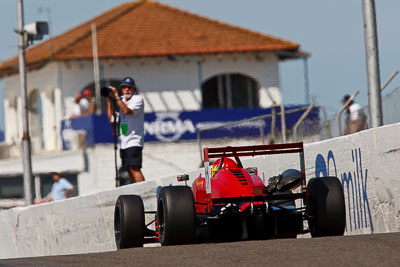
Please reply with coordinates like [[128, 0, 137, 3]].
[[0, 0, 399, 131]]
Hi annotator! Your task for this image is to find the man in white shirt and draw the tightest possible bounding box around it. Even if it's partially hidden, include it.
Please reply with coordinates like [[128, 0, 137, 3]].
[[342, 95, 367, 135], [70, 92, 82, 118], [107, 77, 145, 184]]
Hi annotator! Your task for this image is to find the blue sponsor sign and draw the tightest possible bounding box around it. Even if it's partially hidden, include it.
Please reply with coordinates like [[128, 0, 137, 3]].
[[61, 105, 319, 149], [144, 106, 319, 142]]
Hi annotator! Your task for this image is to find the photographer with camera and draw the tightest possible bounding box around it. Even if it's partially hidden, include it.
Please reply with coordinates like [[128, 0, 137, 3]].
[[104, 77, 145, 184]]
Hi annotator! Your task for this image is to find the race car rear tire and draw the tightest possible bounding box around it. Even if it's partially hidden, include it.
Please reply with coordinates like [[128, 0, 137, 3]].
[[307, 177, 346, 237], [157, 186, 196, 246], [114, 195, 145, 249]]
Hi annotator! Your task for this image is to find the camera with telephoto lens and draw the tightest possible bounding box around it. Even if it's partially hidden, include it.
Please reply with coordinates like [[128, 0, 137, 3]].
[[101, 86, 121, 98]]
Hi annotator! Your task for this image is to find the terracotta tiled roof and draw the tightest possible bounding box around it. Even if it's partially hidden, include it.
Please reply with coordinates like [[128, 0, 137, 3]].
[[0, 0, 306, 77]]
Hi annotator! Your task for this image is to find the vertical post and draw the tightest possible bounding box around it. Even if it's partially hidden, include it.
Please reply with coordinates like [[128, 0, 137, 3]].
[[197, 60, 203, 108], [279, 104, 287, 142], [362, 0, 383, 127], [270, 105, 276, 143], [259, 118, 265, 145], [17, 0, 34, 205], [34, 175, 41, 201], [92, 23, 101, 114], [303, 58, 310, 105], [197, 131, 203, 163], [299, 149, 306, 189]]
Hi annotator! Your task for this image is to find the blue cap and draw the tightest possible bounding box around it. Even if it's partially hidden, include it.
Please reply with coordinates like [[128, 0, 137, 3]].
[[120, 77, 136, 88]]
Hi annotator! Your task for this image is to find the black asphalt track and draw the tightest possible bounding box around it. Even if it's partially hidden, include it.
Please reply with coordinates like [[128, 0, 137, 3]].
[[1, 232, 400, 266]]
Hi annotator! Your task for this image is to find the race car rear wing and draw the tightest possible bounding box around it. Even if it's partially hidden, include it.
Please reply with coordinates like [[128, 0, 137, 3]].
[[203, 142, 306, 194]]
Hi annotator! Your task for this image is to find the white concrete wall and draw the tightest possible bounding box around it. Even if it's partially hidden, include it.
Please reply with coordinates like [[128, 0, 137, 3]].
[[305, 126, 400, 235], [1, 122, 399, 259]]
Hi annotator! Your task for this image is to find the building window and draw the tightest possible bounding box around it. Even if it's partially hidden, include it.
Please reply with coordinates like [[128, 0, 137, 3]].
[[202, 73, 259, 109]]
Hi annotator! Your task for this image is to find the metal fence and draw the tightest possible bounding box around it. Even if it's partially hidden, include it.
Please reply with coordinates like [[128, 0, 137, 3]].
[[197, 104, 327, 162]]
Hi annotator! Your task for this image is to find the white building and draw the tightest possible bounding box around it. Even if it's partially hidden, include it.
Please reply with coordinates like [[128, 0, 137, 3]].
[[0, 0, 308, 201]]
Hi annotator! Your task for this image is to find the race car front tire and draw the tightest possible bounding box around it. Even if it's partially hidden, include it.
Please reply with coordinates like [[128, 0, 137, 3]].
[[114, 195, 145, 249], [307, 177, 346, 237], [157, 186, 196, 246]]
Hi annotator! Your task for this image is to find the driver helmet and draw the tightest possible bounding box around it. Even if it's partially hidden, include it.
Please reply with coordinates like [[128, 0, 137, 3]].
[[211, 157, 238, 177]]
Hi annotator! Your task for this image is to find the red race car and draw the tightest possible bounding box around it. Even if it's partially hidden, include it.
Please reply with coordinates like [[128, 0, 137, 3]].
[[114, 142, 346, 248]]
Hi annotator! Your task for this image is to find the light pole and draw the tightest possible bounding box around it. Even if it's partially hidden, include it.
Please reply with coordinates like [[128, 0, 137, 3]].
[[362, 0, 383, 128], [16, 0, 48, 205], [16, 0, 33, 205]]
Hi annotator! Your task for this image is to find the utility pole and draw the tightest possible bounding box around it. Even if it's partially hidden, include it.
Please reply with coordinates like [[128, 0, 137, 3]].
[[91, 23, 102, 114], [17, 0, 34, 205], [362, 0, 383, 127]]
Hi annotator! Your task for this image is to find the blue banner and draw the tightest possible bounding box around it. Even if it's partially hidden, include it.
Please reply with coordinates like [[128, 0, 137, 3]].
[[61, 105, 320, 149], [144, 106, 319, 142]]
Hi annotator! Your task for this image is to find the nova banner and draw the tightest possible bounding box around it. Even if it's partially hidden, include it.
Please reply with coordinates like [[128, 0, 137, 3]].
[[61, 105, 319, 150]]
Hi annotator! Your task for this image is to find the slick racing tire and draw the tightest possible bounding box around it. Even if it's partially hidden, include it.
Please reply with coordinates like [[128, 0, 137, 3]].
[[157, 186, 196, 246], [307, 177, 346, 237], [114, 195, 145, 249]]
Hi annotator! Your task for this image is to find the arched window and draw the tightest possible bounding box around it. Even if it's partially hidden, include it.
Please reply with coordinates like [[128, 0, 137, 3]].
[[202, 73, 259, 109]]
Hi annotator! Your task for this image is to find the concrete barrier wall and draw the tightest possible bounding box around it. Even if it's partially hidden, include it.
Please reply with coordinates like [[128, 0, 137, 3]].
[[306, 124, 400, 235], [0, 123, 400, 259]]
